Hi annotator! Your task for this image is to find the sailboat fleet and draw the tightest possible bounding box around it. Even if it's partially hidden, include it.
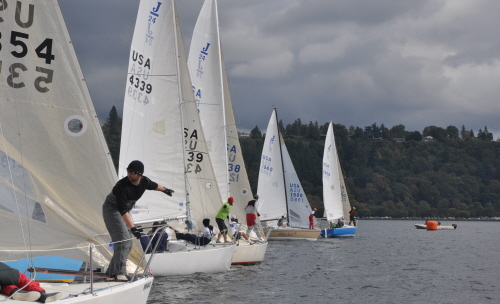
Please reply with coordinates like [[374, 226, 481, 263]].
[[0, 0, 356, 302]]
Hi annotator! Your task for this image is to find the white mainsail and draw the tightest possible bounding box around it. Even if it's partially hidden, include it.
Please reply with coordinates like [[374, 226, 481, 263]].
[[119, 0, 223, 229], [323, 123, 343, 221], [257, 110, 287, 222], [187, 0, 255, 224], [0, 0, 119, 266], [323, 122, 351, 221], [187, 0, 227, 199], [258, 110, 314, 228]]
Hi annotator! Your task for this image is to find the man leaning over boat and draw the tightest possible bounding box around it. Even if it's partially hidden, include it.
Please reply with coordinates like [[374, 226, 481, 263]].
[[102, 160, 174, 282]]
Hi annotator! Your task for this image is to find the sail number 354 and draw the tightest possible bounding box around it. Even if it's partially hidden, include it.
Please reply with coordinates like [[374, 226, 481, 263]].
[[1, 3, 55, 93]]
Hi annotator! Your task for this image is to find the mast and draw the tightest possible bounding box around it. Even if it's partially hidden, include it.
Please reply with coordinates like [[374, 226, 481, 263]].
[[214, 0, 231, 199], [172, 0, 192, 231], [275, 108, 290, 227]]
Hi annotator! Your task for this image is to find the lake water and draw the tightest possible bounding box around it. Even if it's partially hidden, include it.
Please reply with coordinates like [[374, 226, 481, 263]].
[[146, 220, 500, 304]]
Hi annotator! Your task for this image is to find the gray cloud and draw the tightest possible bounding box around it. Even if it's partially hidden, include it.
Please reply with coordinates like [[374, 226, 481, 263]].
[[60, 0, 500, 138]]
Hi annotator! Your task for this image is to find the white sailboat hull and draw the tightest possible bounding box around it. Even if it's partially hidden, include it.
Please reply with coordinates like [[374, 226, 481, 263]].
[[264, 228, 320, 241], [231, 242, 268, 265], [0, 277, 154, 304], [146, 241, 235, 275]]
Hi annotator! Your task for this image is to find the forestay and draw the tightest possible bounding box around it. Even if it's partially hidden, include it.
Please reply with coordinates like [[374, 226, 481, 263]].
[[0, 0, 121, 266], [119, 0, 223, 228]]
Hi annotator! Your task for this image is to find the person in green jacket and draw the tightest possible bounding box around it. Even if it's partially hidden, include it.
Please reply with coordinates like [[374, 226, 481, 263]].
[[215, 197, 234, 243]]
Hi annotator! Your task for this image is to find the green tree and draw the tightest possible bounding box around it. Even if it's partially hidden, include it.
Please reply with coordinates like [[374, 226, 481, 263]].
[[250, 125, 262, 139], [423, 126, 447, 142], [102, 106, 122, 171], [406, 131, 422, 141], [446, 125, 459, 139], [390, 124, 406, 139]]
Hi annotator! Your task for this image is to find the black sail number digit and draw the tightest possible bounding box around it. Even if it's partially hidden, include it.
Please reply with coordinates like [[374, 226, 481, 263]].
[[10, 31, 29, 58]]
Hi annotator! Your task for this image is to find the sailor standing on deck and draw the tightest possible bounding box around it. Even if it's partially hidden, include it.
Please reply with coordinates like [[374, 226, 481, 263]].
[[102, 160, 174, 281], [309, 208, 317, 229]]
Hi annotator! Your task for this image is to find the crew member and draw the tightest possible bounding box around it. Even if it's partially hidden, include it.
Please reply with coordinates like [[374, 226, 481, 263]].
[[102, 160, 174, 281], [309, 208, 317, 229]]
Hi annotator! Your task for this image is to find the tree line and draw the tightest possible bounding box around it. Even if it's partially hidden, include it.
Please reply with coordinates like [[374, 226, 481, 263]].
[[102, 107, 500, 219]]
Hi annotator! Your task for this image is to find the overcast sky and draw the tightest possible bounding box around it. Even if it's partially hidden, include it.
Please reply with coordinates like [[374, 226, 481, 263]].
[[60, 0, 500, 138]]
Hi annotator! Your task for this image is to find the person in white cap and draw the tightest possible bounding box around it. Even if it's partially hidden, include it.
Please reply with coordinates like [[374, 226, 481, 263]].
[[309, 208, 317, 229]]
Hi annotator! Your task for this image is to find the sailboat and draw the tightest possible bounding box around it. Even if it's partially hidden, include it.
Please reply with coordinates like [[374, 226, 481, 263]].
[[257, 110, 321, 241], [187, 0, 268, 264], [0, 0, 153, 302], [320, 122, 357, 238], [118, 0, 236, 275]]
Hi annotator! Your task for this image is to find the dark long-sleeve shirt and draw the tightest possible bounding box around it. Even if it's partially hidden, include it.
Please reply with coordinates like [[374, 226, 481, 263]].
[[112, 176, 158, 215]]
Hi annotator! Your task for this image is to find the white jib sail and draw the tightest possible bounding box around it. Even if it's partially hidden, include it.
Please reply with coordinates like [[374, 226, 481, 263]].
[[257, 110, 286, 221], [338, 153, 352, 219], [281, 137, 313, 228], [188, 0, 256, 226], [119, 0, 223, 229], [323, 123, 344, 221], [0, 0, 118, 265]]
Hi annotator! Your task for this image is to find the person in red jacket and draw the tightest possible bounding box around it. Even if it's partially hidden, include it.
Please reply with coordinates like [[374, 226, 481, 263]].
[[349, 207, 356, 226], [309, 208, 317, 229], [0, 262, 62, 302]]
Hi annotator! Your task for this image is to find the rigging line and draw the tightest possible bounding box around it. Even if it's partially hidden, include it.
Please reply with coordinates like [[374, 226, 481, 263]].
[[0, 236, 137, 252], [0, 102, 32, 264], [15, 96, 35, 268]]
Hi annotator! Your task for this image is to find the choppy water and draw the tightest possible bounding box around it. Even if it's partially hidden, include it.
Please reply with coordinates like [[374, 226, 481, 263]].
[[146, 220, 500, 304]]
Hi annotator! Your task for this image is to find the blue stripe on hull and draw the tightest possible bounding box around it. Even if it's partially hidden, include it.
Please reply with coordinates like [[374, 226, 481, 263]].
[[320, 227, 357, 238], [4, 256, 83, 280]]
